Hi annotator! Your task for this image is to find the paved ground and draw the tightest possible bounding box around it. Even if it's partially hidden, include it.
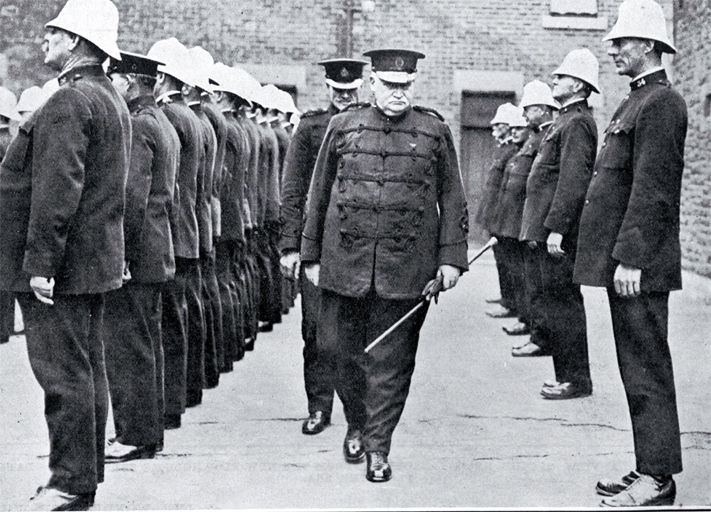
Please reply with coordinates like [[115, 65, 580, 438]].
[[1, 247, 710, 510]]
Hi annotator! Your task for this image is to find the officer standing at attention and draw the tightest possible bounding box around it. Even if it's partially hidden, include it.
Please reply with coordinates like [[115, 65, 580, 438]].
[[0, 87, 20, 346], [279, 57, 368, 436], [574, 0, 686, 506], [301, 49, 469, 482], [518, 49, 599, 399], [0, 0, 131, 508], [147, 37, 203, 428], [475, 102, 519, 317], [506, 81, 558, 352], [103, 51, 180, 463]]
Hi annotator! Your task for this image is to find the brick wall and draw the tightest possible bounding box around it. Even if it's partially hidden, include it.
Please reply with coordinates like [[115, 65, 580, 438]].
[[674, 0, 711, 278]]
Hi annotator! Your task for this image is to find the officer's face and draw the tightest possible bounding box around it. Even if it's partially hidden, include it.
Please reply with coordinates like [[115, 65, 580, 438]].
[[523, 105, 546, 128], [491, 123, 508, 140], [370, 75, 414, 116], [608, 38, 653, 77], [552, 74, 581, 103], [328, 85, 359, 112], [42, 28, 74, 71], [108, 73, 131, 99], [510, 126, 529, 144]]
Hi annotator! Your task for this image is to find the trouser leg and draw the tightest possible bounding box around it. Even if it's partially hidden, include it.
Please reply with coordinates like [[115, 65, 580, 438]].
[[523, 243, 550, 350], [607, 289, 682, 475], [492, 240, 516, 312], [535, 246, 590, 386], [300, 266, 334, 416], [185, 258, 206, 398], [201, 252, 222, 388], [162, 268, 188, 416], [0, 290, 14, 341], [104, 284, 162, 446], [318, 291, 367, 430], [216, 241, 236, 371], [18, 292, 108, 494]]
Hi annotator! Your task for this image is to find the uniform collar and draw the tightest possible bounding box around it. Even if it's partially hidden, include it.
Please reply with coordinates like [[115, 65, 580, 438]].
[[156, 90, 182, 105], [630, 68, 667, 91], [188, 100, 203, 112], [559, 98, 589, 116], [57, 64, 106, 86], [535, 120, 553, 133], [127, 94, 157, 112]]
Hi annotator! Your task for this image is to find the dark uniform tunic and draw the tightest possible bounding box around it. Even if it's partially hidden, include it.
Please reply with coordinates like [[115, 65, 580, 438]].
[[0, 126, 14, 344], [157, 91, 202, 417], [302, 104, 468, 454], [104, 95, 179, 448], [218, 111, 250, 367], [191, 102, 220, 392], [279, 105, 339, 418], [490, 129, 546, 330], [519, 99, 597, 387], [0, 64, 131, 494], [474, 140, 519, 313], [574, 69, 686, 475]]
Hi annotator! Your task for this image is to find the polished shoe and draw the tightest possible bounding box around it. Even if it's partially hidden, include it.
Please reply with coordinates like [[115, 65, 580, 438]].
[[601, 474, 675, 507], [165, 413, 181, 430], [105, 440, 157, 463], [542, 379, 560, 388], [502, 321, 530, 336], [244, 337, 255, 351], [511, 342, 547, 357], [485, 305, 516, 318], [540, 381, 592, 400], [343, 428, 365, 464], [365, 451, 392, 483], [156, 439, 164, 453], [258, 321, 273, 332], [29, 486, 95, 511], [302, 411, 330, 435], [596, 470, 640, 496], [485, 296, 502, 304]]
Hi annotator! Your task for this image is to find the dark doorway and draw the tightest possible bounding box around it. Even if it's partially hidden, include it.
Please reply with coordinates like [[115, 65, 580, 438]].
[[460, 91, 516, 244]]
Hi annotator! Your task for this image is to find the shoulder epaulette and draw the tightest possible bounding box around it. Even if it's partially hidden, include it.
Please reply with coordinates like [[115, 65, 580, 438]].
[[414, 105, 445, 121], [300, 108, 328, 119], [341, 102, 371, 113]]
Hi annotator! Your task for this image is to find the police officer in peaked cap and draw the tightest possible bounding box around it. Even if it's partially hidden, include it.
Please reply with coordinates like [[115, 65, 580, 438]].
[[301, 49, 469, 483], [279, 57, 368, 437]]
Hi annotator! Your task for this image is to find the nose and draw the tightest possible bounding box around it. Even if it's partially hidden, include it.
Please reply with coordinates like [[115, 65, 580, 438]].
[[608, 44, 619, 57]]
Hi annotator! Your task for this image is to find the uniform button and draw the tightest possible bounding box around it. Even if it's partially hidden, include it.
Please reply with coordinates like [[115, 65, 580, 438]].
[[602, 142, 607, 148], [585, 200, 590, 205], [593, 171, 598, 176]]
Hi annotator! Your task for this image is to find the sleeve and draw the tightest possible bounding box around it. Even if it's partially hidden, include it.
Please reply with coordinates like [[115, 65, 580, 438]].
[[23, 87, 91, 277], [300, 118, 342, 263], [612, 90, 687, 269], [436, 123, 469, 272], [278, 120, 313, 253], [123, 114, 155, 262], [544, 116, 597, 235], [264, 132, 281, 228]]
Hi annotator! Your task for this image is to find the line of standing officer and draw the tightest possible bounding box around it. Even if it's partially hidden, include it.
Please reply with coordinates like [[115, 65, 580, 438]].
[[0, 0, 131, 509], [279, 58, 368, 436]]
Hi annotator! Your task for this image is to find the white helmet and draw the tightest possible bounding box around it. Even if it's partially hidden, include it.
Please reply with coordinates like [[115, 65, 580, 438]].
[[507, 107, 529, 128], [187, 46, 215, 93], [0, 87, 19, 121], [231, 67, 262, 102], [519, 80, 560, 110], [45, 0, 121, 60], [490, 102, 517, 125], [147, 38, 195, 87], [553, 48, 600, 94], [14, 86, 48, 116], [276, 89, 299, 115], [210, 63, 254, 107], [603, 0, 675, 54]]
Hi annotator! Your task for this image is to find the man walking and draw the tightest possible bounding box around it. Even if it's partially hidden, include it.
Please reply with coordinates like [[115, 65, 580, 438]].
[[574, 0, 687, 506], [279, 57, 368, 436], [302, 49, 469, 482]]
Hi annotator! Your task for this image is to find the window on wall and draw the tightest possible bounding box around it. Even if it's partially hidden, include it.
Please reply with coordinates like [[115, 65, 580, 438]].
[[542, 0, 607, 30], [549, 0, 598, 16]]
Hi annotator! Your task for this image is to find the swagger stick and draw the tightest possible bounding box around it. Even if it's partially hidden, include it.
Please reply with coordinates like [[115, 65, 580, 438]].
[[364, 237, 498, 353]]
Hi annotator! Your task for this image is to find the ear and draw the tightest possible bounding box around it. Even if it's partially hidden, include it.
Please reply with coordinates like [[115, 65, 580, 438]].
[[642, 39, 656, 54], [181, 84, 193, 96], [67, 33, 80, 51], [156, 72, 165, 84], [369, 74, 376, 91]]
